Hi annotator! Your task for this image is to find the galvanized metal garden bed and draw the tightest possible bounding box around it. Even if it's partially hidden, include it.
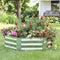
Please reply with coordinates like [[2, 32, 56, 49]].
[[5, 36, 51, 50]]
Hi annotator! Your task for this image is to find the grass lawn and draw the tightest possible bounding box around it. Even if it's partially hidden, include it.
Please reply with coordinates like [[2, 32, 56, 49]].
[[0, 23, 60, 60]]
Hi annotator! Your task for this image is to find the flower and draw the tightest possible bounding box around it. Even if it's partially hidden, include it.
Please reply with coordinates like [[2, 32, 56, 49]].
[[51, 40, 54, 42], [1, 29, 3, 33], [40, 16, 43, 20], [4, 32, 7, 36], [45, 30, 47, 32], [32, 15, 35, 18], [49, 33, 51, 35], [50, 43, 53, 46], [37, 33, 40, 36], [38, 22, 41, 25], [47, 23, 49, 27], [53, 34, 56, 37], [47, 35, 51, 38], [35, 35, 38, 37], [9, 30, 11, 32], [16, 26, 18, 29], [29, 24, 33, 29], [15, 23, 18, 25], [43, 32, 46, 36], [14, 27, 16, 30], [25, 22, 27, 25], [12, 31, 17, 35], [47, 25, 48, 27], [18, 32, 20, 34]]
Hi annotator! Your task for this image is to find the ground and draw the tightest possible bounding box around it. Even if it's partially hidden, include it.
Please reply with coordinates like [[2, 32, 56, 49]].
[[0, 23, 60, 60]]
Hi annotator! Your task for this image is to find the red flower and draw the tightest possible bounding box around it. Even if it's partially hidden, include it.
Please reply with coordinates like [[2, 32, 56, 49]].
[[47, 23, 49, 27], [47, 24, 48, 27], [9, 30, 11, 32], [45, 30, 47, 32], [35, 35, 38, 37], [29, 24, 33, 29], [43, 32, 46, 36], [38, 22, 41, 25], [15, 23, 18, 25], [51, 40, 54, 42], [53, 34, 56, 37], [37, 33, 40, 36], [16, 31, 18, 32], [50, 43, 53, 46], [49, 33, 51, 35], [18, 32, 20, 34], [48, 35, 51, 38], [25, 22, 27, 25], [16, 26, 18, 29], [32, 15, 35, 18], [40, 16, 43, 20], [14, 27, 16, 30]]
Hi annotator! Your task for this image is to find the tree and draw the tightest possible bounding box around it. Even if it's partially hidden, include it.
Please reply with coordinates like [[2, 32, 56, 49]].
[[16, 0, 21, 22], [0, 0, 30, 22]]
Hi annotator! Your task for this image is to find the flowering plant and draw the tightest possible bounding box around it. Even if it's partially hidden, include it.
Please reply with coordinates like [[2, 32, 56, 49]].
[[1, 15, 56, 48]]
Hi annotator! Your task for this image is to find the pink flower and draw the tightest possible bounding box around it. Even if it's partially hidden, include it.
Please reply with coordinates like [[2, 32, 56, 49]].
[[12, 31, 17, 35]]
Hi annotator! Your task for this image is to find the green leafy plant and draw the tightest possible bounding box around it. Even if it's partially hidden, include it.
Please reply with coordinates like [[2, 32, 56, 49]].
[[1, 15, 56, 49], [0, 13, 18, 24], [47, 17, 58, 23]]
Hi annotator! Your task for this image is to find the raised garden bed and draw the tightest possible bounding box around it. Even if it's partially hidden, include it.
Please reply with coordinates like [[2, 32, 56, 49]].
[[5, 36, 43, 50], [5, 36, 52, 50], [1, 16, 56, 51]]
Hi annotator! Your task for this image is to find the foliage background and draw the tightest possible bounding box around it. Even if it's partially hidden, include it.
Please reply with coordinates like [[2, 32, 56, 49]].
[[0, 0, 39, 23]]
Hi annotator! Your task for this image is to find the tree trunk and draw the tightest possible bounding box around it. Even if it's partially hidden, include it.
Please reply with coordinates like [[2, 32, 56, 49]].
[[16, 0, 21, 23]]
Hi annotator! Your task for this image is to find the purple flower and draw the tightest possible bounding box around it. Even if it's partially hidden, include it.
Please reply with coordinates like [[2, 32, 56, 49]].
[[12, 31, 17, 35], [1, 29, 3, 33], [3, 32, 7, 36]]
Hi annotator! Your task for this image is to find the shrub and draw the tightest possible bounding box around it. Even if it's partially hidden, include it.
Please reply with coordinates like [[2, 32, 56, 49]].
[[0, 13, 18, 24], [58, 18, 60, 24], [47, 17, 58, 23], [21, 11, 39, 22]]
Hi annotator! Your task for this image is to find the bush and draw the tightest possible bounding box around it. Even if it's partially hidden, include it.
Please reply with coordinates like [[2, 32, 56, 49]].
[[58, 18, 60, 24], [47, 17, 59, 23], [0, 13, 19, 24], [21, 11, 39, 22]]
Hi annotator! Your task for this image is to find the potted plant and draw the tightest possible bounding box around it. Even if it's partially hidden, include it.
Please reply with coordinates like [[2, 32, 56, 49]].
[[1, 15, 56, 50]]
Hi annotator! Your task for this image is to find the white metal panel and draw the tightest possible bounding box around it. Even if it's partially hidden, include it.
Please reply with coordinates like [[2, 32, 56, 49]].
[[5, 41, 17, 45], [5, 45, 16, 49], [47, 41, 51, 44], [5, 36, 17, 40], [21, 48, 43, 50], [21, 43, 43, 46], [21, 38, 43, 41]]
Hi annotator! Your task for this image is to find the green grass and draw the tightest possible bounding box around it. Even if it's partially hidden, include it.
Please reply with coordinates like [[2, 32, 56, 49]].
[[0, 23, 60, 60]]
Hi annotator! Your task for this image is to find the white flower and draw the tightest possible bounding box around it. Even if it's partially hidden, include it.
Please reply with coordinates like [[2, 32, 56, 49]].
[[27, 34, 31, 38], [48, 45, 51, 48]]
